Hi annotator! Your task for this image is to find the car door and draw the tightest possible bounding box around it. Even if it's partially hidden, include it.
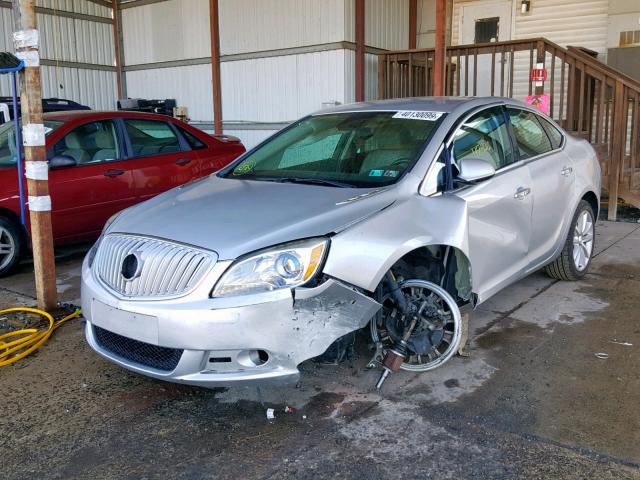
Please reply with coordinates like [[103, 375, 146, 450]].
[[452, 106, 534, 301], [173, 124, 236, 175], [506, 107, 575, 269], [48, 118, 136, 242], [122, 117, 201, 201]]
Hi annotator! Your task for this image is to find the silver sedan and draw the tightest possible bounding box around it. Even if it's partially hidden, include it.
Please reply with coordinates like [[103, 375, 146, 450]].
[[81, 97, 601, 387]]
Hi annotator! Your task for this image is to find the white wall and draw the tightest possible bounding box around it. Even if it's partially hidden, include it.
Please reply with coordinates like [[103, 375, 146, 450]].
[[0, 3, 117, 110], [452, 0, 609, 57], [125, 64, 213, 122], [219, 0, 349, 55], [417, 0, 436, 48], [119, 0, 411, 149], [122, 0, 211, 64]]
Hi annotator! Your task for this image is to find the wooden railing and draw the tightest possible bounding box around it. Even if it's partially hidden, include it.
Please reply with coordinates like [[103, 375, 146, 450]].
[[377, 38, 640, 220]]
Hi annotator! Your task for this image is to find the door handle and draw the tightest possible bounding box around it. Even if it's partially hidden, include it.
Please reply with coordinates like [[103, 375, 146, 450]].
[[514, 187, 531, 200], [104, 169, 125, 177], [561, 166, 573, 176], [175, 158, 191, 166]]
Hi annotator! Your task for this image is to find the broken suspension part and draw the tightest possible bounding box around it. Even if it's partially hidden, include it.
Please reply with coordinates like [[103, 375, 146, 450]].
[[371, 277, 462, 385]]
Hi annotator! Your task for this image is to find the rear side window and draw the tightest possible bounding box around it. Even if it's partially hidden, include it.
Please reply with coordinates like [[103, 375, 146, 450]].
[[125, 119, 182, 157], [178, 127, 207, 150], [507, 108, 553, 159], [539, 116, 563, 149]]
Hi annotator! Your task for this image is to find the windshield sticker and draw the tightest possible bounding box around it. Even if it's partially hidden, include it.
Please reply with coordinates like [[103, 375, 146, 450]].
[[368, 169, 384, 177], [393, 110, 444, 121], [232, 160, 256, 175], [383, 170, 399, 177]]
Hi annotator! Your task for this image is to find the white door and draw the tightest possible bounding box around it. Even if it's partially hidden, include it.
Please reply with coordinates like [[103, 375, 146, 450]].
[[459, 0, 513, 96]]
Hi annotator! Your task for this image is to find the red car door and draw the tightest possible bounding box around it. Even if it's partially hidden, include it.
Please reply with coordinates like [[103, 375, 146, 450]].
[[47, 119, 136, 243], [172, 124, 245, 176], [122, 117, 201, 201]]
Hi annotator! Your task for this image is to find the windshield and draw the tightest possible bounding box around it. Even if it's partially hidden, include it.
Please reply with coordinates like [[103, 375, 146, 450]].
[[0, 120, 63, 168], [223, 111, 446, 187]]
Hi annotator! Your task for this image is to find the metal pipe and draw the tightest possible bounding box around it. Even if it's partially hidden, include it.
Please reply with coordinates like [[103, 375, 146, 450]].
[[355, 0, 365, 102], [409, 0, 417, 49], [11, 71, 25, 225], [209, 0, 223, 134]]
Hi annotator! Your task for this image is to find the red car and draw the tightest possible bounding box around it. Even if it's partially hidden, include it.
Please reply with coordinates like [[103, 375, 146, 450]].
[[0, 111, 245, 276]]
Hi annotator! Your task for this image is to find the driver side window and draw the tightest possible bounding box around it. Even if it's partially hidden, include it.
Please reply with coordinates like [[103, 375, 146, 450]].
[[452, 107, 514, 170]]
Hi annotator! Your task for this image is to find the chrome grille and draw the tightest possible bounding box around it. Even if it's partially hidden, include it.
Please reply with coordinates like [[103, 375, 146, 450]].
[[94, 234, 215, 298]]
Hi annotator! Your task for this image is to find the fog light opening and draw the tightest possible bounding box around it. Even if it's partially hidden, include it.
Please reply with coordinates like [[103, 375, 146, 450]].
[[237, 349, 270, 367]]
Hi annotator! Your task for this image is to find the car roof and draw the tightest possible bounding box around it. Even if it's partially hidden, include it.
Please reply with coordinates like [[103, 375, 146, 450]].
[[314, 96, 528, 115], [43, 110, 176, 122]]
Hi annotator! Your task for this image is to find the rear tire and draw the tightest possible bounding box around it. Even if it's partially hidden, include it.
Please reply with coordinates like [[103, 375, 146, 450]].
[[0, 216, 24, 277], [545, 200, 595, 281]]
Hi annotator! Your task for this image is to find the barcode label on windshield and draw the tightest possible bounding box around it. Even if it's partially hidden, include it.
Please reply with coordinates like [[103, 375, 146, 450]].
[[392, 110, 444, 121]]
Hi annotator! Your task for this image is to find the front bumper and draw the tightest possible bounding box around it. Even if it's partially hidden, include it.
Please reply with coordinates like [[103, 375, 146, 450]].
[[81, 256, 380, 387]]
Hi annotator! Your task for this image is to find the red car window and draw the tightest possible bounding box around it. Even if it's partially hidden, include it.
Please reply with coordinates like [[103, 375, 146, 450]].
[[124, 119, 184, 157], [51, 120, 120, 164]]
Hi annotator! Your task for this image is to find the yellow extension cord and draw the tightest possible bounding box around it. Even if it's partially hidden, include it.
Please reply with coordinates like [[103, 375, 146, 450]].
[[0, 307, 82, 367]]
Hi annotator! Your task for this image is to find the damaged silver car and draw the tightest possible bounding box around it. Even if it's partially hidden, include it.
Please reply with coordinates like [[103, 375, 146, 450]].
[[81, 97, 601, 388]]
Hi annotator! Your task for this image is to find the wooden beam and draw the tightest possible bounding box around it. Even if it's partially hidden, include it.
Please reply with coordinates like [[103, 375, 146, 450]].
[[409, 0, 417, 50], [12, 0, 57, 310], [433, 0, 446, 96], [355, 0, 365, 102], [209, 0, 222, 134]]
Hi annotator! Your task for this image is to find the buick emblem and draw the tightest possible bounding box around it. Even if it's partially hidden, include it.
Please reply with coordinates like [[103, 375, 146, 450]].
[[121, 253, 142, 281]]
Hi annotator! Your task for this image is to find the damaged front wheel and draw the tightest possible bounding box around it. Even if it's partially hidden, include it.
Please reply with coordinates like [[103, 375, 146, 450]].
[[370, 279, 462, 372]]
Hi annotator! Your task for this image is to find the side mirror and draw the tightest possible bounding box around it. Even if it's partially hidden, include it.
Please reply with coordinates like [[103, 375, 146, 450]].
[[49, 155, 77, 170], [457, 158, 496, 182]]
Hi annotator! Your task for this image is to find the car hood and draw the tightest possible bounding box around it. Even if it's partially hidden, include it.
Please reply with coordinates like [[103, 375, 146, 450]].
[[108, 176, 397, 259]]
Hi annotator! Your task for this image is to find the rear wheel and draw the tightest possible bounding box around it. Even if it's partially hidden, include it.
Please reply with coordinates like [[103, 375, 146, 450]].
[[0, 216, 24, 277], [545, 200, 595, 281]]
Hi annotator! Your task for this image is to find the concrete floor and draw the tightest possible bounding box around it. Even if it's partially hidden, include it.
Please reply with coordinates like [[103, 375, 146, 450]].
[[1, 221, 639, 479]]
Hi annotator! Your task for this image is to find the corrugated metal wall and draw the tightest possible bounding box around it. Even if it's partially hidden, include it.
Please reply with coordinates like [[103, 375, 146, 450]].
[[365, 0, 410, 50], [36, 0, 111, 18], [119, 0, 410, 150], [219, 0, 349, 55], [126, 64, 213, 122], [121, 0, 210, 64], [0, 1, 117, 110], [221, 50, 350, 123]]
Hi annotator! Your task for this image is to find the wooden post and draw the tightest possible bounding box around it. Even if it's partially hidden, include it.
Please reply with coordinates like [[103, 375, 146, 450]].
[[12, 0, 57, 310], [209, 0, 222, 134], [355, 0, 365, 102], [535, 40, 545, 96], [409, 0, 417, 50], [433, 0, 446, 96], [377, 54, 386, 99], [608, 80, 625, 221]]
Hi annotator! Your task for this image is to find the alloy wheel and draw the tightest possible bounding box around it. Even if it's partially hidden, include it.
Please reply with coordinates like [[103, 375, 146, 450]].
[[572, 210, 594, 271], [0, 225, 16, 271]]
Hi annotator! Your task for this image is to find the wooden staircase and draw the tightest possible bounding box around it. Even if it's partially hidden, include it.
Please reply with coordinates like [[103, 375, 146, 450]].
[[376, 38, 640, 220]]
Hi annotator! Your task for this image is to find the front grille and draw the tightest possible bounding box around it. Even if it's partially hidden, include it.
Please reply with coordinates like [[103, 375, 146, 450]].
[[94, 234, 215, 298], [93, 326, 183, 372]]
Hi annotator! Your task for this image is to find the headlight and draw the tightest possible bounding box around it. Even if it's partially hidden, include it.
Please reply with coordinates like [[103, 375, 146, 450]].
[[86, 238, 100, 268], [212, 238, 329, 297]]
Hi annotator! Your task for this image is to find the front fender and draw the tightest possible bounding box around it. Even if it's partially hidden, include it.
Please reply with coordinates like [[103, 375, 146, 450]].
[[323, 194, 470, 292]]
